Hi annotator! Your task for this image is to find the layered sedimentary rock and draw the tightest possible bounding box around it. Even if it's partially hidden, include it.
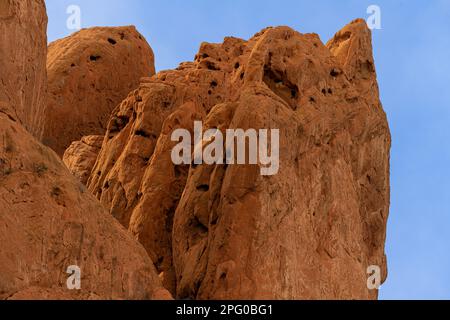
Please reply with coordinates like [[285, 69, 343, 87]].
[[42, 26, 156, 156], [88, 19, 391, 300], [0, 112, 169, 300], [63, 135, 104, 185], [0, 0, 47, 138]]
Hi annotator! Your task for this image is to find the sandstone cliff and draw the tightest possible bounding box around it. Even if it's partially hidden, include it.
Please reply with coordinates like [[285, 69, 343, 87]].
[[85, 19, 391, 299], [0, 0, 47, 138], [42, 26, 155, 156], [0, 112, 169, 300], [0, 0, 392, 301], [173, 21, 390, 300], [0, 5, 169, 300]]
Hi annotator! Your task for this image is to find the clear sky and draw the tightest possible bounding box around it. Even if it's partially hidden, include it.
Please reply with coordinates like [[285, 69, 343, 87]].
[[45, 0, 450, 300]]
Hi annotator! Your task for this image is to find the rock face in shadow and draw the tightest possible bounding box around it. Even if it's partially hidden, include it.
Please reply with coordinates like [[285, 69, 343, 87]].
[[87, 19, 391, 300], [0, 0, 47, 138], [42, 26, 156, 156], [63, 135, 104, 185], [0, 112, 169, 300]]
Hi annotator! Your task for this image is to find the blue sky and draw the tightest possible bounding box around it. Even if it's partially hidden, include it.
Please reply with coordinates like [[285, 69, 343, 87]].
[[45, 0, 450, 300]]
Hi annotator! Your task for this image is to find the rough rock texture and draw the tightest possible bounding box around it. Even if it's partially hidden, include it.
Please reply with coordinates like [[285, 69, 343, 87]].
[[87, 37, 245, 295], [174, 20, 390, 300], [0, 0, 47, 138], [88, 19, 390, 300], [0, 113, 170, 300], [63, 135, 104, 185], [128, 102, 206, 294], [42, 26, 156, 156]]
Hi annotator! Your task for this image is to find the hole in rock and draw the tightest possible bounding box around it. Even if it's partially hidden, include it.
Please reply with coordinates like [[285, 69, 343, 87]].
[[135, 129, 151, 138], [109, 115, 129, 134], [206, 61, 220, 71], [196, 184, 210, 192], [263, 66, 299, 111], [192, 216, 208, 234], [330, 68, 341, 77]]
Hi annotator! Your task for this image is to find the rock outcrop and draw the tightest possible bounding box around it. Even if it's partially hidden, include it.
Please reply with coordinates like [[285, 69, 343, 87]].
[[87, 19, 391, 300], [87, 37, 246, 295], [0, 0, 47, 138], [63, 135, 104, 185], [42, 26, 156, 156], [0, 6, 169, 299], [0, 112, 169, 300], [0, 0, 391, 300]]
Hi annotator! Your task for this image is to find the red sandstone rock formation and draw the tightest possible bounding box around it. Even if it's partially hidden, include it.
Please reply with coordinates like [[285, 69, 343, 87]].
[[174, 20, 390, 300], [128, 101, 206, 294], [87, 20, 391, 299], [86, 35, 245, 228], [0, 4, 170, 300], [0, 112, 169, 300], [0, 0, 47, 138], [63, 135, 104, 185], [86, 38, 246, 295], [42, 26, 156, 156], [0, 0, 390, 300]]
